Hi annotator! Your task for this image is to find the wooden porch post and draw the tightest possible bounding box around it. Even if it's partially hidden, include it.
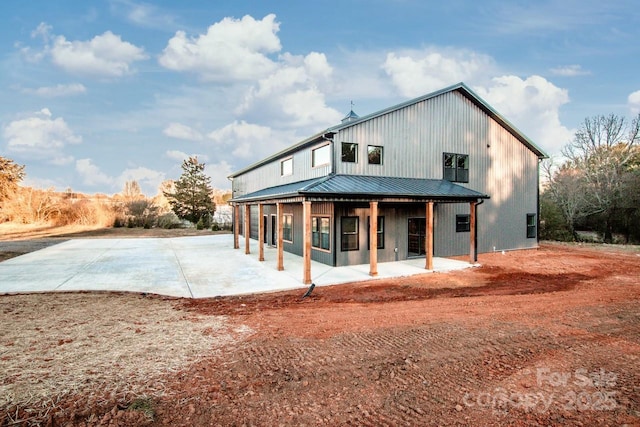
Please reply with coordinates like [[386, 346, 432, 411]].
[[302, 200, 312, 284], [470, 201, 477, 264], [244, 204, 251, 255], [426, 201, 434, 270], [276, 203, 284, 271], [233, 204, 240, 249], [258, 203, 264, 261], [369, 201, 378, 276]]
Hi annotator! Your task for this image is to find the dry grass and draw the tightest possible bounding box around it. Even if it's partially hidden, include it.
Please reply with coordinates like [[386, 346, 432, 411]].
[[0, 293, 251, 422]]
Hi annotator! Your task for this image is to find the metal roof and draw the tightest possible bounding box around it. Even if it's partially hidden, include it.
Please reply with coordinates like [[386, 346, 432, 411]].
[[228, 82, 547, 179], [328, 82, 547, 159], [231, 174, 489, 203]]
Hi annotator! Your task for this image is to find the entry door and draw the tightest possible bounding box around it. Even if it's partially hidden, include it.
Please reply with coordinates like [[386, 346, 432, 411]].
[[408, 218, 426, 257], [271, 215, 277, 246]]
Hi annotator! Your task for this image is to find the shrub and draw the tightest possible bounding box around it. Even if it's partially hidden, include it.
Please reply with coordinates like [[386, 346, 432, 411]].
[[157, 212, 181, 229]]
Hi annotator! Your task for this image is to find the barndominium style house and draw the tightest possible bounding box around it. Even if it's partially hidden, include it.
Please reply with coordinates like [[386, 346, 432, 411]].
[[228, 82, 547, 284]]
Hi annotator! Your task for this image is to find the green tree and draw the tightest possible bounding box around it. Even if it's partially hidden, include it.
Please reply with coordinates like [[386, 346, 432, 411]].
[[0, 156, 26, 203], [164, 157, 215, 224]]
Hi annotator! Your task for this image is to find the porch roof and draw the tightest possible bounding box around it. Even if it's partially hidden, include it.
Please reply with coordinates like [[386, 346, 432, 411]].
[[231, 174, 489, 203]]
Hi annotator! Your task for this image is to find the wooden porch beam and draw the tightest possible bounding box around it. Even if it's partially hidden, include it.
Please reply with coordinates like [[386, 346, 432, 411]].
[[426, 201, 434, 270], [258, 203, 264, 261], [233, 204, 240, 249], [302, 200, 312, 284], [470, 201, 477, 264], [369, 201, 378, 276], [244, 205, 251, 255], [277, 203, 284, 271]]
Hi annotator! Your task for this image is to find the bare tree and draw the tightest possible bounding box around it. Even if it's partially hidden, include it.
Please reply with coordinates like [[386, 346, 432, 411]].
[[561, 113, 640, 242], [0, 156, 25, 203]]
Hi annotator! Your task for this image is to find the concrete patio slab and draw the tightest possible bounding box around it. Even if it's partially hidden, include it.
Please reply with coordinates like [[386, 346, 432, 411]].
[[0, 234, 476, 298]]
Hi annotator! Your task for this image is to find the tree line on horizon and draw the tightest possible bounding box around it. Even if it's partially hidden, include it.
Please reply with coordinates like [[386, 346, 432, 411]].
[[0, 156, 232, 231], [541, 113, 640, 244], [2, 114, 639, 243]]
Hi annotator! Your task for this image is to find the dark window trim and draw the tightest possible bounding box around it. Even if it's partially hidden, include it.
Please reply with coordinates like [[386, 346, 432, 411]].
[[443, 152, 469, 183], [367, 216, 385, 249], [456, 214, 471, 233], [341, 216, 359, 251], [312, 216, 331, 251], [526, 213, 537, 238], [341, 142, 358, 163], [367, 145, 383, 165]]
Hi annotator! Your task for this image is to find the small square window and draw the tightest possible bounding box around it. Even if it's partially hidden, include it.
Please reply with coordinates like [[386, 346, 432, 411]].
[[281, 157, 292, 176], [368, 145, 383, 165], [456, 214, 470, 232], [527, 213, 537, 238], [341, 142, 358, 163], [312, 144, 330, 167]]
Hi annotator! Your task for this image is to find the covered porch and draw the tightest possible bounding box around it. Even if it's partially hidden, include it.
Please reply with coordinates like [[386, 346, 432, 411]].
[[231, 174, 489, 285]]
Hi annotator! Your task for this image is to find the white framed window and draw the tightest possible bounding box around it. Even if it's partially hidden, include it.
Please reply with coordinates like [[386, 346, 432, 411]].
[[312, 144, 330, 167], [281, 157, 293, 176]]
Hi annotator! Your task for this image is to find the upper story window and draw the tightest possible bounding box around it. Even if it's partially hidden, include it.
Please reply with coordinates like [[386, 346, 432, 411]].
[[342, 142, 358, 163], [368, 145, 383, 165], [281, 157, 293, 176], [443, 153, 469, 183], [312, 144, 330, 167]]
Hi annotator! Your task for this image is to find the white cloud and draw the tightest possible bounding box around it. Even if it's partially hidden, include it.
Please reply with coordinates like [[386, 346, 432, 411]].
[[205, 160, 233, 189], [76, 159, 114, 186], [549, 64, 590, 77], [474, 75, 574, 154], [382, 48, 495, 97], [159, 14, 281, 81], [165, 150, 209, 162], [3, 108, 81, 164], [208, 120, 281, 159], [51, 31, 148, 77], [23, 83, 87, 97], [111, 0, 178, 29], [628, 90, 640, 114], [237, 52, 342, 128], [163, 122, 204, 141]]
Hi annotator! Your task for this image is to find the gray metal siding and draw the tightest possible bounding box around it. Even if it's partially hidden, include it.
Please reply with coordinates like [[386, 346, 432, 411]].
[[333, 90, 539, 255], [232, 141, 332, 198]]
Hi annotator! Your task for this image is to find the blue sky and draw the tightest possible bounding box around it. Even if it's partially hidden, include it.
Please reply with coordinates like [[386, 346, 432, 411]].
[[1, 0, 639, 196]]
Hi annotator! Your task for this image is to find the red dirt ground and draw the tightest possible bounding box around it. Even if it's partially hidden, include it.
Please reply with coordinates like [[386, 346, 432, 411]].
[[2, 241, 639, 426]]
